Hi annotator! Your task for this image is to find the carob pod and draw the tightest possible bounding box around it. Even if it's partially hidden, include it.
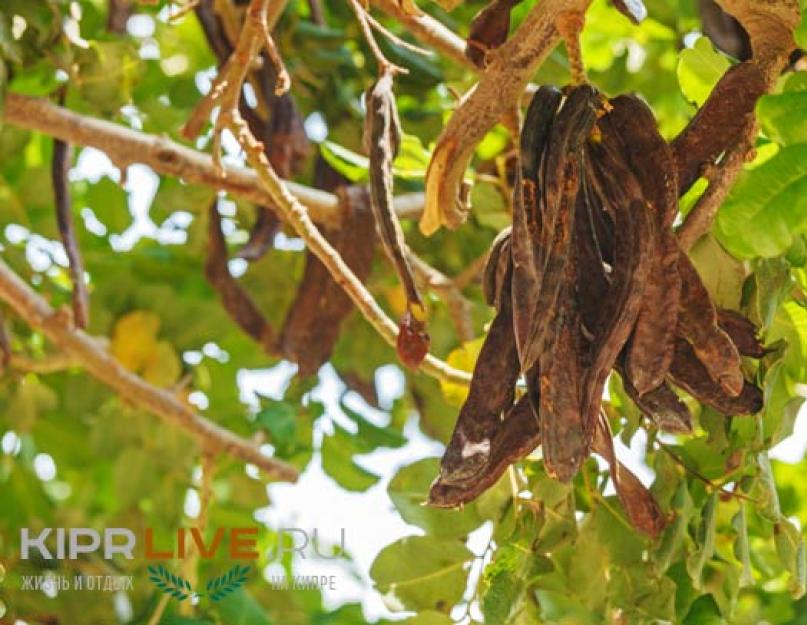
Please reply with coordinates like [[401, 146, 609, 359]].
[[432, 250, 521, 488], [364, 71, 430, 369], [429, 395, 540, 507], [511, 86, 562, 372], [279, 186, 376, 375], [669, 338, 763, 415], [593, 412, 667, 537], [605, 95, 681, 394], [465, 0, 523, 68], [717, 308, 766, 358], [516, 86, 599, 374], [206, 202, 276, 352], [580, 115, 653, 446], [619, 362, 693, 433], [676, 251, 744, 396]]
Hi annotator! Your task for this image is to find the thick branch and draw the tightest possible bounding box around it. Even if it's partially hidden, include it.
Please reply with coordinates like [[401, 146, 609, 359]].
[[1, 93, 425, 227], [0, 258, 298, 481], [420, 0, 592, 235]]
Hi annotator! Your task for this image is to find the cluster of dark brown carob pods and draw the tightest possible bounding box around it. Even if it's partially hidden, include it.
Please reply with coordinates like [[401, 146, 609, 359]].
[[429, 85, 765, 537]]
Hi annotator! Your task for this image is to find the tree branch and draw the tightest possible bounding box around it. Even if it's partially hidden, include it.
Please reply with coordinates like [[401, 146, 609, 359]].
[[0, 257, 298, 481], [677, 0, 800, 249], [420, 0, 593, 235], [370, 0, 474, 70], [1, 93, 425, 228]]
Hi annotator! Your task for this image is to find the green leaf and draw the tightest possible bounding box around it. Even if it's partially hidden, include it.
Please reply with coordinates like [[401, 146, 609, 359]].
[[320, 423, 380, 492], [683, 595, 726, 625], [84, 175, 130, 233], [387, 458, 484, 538], [370, 535, 473, 613], [255, 399, 297, 457], [320, 140, 369, 183], [341, 402, 406, 451], [677, 37, 730, 106], [401, 611, 453, 625], [214, 589, 273, 625], [715, 144, 807, 258], [758, 91, 807, 146]]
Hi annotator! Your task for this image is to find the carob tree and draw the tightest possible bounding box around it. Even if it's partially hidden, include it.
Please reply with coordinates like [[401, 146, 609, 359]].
[[0, 0, 804, 622]]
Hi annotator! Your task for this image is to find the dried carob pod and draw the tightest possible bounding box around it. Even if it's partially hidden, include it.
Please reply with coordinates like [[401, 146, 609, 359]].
[[717, 308, 766, 358], [593, 412, 666, 537], [465, 0, 523, 68], [279, 187, 376, 375], [669, 338, 763, 415], [676, 252, 744, 396], [52, 134, 90, 329], [604, 95, 681, 394], [364, 71, 430, 368], [206, 202, 276, 352], [430, 238, 522, 494]]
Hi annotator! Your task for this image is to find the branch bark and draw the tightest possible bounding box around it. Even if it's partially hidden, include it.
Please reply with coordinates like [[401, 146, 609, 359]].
[[0, 257, 298, 481], [677, 0, 800, 249], [420, 0, 592, 235], [371, 0, 474, 69], [1, 93, 425, 227]]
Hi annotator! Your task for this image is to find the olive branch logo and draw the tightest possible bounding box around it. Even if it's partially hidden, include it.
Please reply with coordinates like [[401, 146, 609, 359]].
[[147, 564, 250, 602]]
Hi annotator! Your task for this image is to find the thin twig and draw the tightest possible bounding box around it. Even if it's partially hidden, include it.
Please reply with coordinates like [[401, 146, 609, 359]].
[[0, 257, 299, 480], [657, 441, 757, 503], [364, 11, 433, 58], [348, 0, 408, 75]]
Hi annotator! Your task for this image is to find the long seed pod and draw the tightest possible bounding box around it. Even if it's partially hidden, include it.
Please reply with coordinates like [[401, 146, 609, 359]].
[[677, 251, 744, 396], [593, 412, 667, 537], [364, 70, 421, 308], [604, 96, 681, 392], [52, 136, 90, 329], [669, 338, 763, 415], [581, 122, 652, 442], [717, 308, 766, 358], [516, 86, 598, 374], [364, 71, 430, 368], [435, 258, 520, 487], [430, 395, 539, 507], [511, 86, 562, 371], [279, 186, 376, 375], [205, 202, 276, 352]]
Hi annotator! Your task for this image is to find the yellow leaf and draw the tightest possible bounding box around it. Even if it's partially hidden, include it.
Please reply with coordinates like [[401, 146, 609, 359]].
[[111, 310, 160, 372], [440, 335, 485, 406], [142, 340, 182, 388]]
